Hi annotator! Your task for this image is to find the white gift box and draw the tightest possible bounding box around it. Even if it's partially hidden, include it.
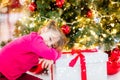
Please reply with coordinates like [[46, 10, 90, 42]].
[[53, 50, 108, 80]]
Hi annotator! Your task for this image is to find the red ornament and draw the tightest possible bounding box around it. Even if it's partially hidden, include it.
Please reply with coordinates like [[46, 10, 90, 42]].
[[29, 61, 44, 74], [28, 2, 37, 12], [107, 58, 119, 75], [56, 0, 65, 8], [61, 25, 71, 35], [109, 48, 120, 62], [107, 47, 120, 75], [86, 10, 92, 18], [9, 0, 21, 8]]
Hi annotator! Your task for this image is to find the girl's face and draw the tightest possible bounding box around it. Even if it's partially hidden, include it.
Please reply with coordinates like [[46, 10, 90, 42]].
[[45, 37, 58, 48], [40, 30, 59, 48]]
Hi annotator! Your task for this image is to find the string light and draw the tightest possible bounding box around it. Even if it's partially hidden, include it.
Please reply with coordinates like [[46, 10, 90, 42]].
[[12, 0, 120, 50], [111, 29, 117, 34]]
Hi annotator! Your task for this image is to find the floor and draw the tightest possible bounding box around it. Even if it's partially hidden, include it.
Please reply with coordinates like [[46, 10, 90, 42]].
[[108, 71, 120, 80], [27, 71, 120, 80]]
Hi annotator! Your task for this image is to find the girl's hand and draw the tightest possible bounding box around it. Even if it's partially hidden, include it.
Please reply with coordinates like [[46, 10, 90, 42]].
[[39, 59, 54, 69]]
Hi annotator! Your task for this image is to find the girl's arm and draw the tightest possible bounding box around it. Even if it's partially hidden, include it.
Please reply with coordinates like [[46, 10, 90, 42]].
[[30, 33, 61, 61]]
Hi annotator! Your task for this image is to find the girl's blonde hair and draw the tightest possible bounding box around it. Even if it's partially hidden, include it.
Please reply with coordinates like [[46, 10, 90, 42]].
[[38, 20, 68, 50]]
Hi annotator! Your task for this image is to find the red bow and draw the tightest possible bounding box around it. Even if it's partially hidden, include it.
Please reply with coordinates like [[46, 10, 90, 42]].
[[68, 48, 97, 80]]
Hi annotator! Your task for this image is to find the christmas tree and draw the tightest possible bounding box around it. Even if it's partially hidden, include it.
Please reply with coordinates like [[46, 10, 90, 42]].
[[13, 0, 120, 51]]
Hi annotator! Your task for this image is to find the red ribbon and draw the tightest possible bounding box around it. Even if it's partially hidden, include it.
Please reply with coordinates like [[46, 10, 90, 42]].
[[66, 48, 97, 80], [50, 64, 54, 80]]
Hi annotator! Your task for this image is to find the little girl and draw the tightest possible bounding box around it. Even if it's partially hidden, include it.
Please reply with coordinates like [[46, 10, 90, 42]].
[[0, 20, 67, 80]]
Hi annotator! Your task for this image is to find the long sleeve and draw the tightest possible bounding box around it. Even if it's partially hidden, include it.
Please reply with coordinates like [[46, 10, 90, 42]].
[[30, 32, 60, 61]]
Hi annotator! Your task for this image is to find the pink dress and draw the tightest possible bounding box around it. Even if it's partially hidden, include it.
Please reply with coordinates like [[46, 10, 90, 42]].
[[0, 32, 60, 80]]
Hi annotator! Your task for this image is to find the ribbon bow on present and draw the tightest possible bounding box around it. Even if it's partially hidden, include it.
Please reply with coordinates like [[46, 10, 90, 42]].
[[67, 48, 98, 80]]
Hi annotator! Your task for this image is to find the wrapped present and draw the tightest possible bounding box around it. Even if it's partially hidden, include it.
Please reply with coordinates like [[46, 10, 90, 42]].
[[51, 49, 108, 80]]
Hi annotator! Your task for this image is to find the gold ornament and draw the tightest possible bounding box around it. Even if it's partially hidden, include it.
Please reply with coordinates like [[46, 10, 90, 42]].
[[1, 0, 10, 7]]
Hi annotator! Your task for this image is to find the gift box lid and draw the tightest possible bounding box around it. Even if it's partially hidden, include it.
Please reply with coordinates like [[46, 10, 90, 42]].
[[57, 50, 108, 66], [82, 50, 108, 63]]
